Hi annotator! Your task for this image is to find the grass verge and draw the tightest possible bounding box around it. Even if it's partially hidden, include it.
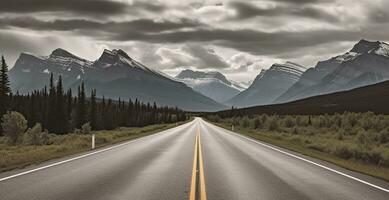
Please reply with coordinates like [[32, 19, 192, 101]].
[[0, 119, 191, 173], [211, 121, 389, 181]]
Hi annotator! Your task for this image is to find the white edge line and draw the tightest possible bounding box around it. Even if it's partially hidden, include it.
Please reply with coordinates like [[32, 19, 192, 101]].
[[206, 120, 389, 193], [0, 122, 191, 182]]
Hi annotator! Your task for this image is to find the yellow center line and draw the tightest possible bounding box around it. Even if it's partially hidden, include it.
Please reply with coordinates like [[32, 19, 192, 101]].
[[198, 128, 207, 200], [189, 129, 199, 200], [189, 127, 207, 200]]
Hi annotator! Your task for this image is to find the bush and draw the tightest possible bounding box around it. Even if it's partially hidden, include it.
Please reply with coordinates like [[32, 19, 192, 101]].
[[81, 122, 92, 134], [336, 129, 345, 140], [40, 130, 50, 145], [380, 148, 389, 166], [331, 143, 354, 159], [267, 118, 279, 131], [23, 123, 44, 145], [283, 116, 295, 128], [292, 126, 299, 135], [240, 117, 250, 128], [252, 117, 262, 129], [1, 111, 28, 145], [356, 130, 369, 148]]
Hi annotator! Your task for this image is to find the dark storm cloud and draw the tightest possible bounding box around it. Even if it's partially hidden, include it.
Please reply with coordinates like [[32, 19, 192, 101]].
[[0, 17, 202, 33], [273, 0, 334, 4], [183, 44, 229, 69], [113, 28, 361, 55], [0, 0, 128, 15], [228, 1, 339, 22], [1, 16, 380, 57]]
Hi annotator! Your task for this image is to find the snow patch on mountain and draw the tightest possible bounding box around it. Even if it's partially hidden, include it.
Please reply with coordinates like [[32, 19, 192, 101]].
[[335, 52, 359, 62], [375, 42, 389, 57]]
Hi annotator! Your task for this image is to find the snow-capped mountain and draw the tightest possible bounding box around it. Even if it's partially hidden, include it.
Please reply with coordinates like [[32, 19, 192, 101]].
[[226, 62, 307, 107], [175, 69, 247, 103], [9, 48, 227, 112], [276, 39, 389, 103]]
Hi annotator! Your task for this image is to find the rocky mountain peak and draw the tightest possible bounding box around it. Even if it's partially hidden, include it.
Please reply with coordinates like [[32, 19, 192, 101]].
[[50, 48, 78, 58], [176, 69, 231, 85], [351, 39, 381, 54]]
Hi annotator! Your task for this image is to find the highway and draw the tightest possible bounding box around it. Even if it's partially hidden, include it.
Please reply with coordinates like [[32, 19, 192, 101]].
[[0, 118, 388, 200]]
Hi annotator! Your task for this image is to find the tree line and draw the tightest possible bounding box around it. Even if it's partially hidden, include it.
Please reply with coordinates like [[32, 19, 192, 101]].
[[0, 56, 186, 135]]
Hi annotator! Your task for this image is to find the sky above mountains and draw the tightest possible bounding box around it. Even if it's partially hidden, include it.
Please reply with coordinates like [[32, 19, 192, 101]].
[[0, 0, 388, 82]]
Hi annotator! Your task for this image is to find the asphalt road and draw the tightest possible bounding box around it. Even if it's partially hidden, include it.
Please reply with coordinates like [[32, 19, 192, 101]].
[[0, 118, 388, 200]]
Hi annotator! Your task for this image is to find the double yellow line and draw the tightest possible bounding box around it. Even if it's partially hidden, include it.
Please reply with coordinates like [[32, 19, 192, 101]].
[[189, 127, 207, 200]]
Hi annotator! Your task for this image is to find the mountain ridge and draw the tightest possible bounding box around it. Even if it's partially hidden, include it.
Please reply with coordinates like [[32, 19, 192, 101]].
[[275, 39, 389, 103], [226, 61, 307, 107], [9, 48, 227, 112], [175, 69, 247, 103]]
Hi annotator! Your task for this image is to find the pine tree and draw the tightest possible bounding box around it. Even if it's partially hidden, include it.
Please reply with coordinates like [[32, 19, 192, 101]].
[[55, 76, 67, 134], [66, 88, 73, 128], [0, 55, 11, 117], [47, 73, 57, 132], [89, 89, 97, 130], [75, 82, 86, 128]]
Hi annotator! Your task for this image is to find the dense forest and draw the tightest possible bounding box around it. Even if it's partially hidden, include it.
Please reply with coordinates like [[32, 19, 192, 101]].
[[0, 56, 186, 135]]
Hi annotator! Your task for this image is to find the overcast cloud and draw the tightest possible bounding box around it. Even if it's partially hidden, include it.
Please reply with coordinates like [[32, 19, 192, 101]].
[[0, 0, 388, 81]]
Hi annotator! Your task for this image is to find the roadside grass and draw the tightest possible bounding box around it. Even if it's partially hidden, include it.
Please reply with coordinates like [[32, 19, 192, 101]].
[[0, 120, 191, 172], [210, 120, 389, 181]]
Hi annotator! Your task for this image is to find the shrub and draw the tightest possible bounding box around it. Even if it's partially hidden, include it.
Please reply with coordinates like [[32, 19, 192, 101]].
[[81, 122, 92, 134], [253, 117, 262, 129], [380, 148, 389, 166], [292, 126, 299, 135], [267, 118, 279, 131], [260, 114, 268, 124], [1, 111, 28, 145], [40, 130, 50, 145], [331, 143, 354, 159], [23, 123, 43, 145], [232, 118, 240, 126], [240, 117, 250, 128], [378, 129, 389, 144], [74, 129, 82, 134], [336, 129, 345, 140], [361, 117, 373, 130], [283, 116, 295, 128], [356, 130, 369, 148]]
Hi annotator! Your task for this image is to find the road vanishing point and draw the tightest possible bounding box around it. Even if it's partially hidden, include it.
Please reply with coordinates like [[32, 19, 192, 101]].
[[0, 118, 388, 200]]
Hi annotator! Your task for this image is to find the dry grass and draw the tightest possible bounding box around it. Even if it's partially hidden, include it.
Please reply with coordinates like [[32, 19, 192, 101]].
[[0, 120, 190, 172], [210, 116, 389, 182]]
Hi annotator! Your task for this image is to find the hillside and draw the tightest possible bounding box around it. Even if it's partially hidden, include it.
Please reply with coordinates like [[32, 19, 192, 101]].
[[211, 80, 389, 116]]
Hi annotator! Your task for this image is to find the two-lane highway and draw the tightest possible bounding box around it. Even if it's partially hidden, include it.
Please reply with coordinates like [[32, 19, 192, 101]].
[[0, 118, 388, 200]]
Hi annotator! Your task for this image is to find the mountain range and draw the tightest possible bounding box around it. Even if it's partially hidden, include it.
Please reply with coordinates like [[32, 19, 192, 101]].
[[226, 62, 307, 107], [275, 39, 389, 103], [8, 39, 389, 111], [9, 48, 226, 112], [174, 69, 247, 103]]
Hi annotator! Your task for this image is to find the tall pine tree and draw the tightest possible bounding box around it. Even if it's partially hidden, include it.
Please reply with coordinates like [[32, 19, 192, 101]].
[[0, 55, 11, 117], [89, 89, 97, 130], [75, 81, 86, 128], [55, 75, 68, 134], [47, 73, 57, 132]]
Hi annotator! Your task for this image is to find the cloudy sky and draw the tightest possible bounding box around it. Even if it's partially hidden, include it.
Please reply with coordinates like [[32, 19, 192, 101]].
[[0, 0, 388, 82]]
